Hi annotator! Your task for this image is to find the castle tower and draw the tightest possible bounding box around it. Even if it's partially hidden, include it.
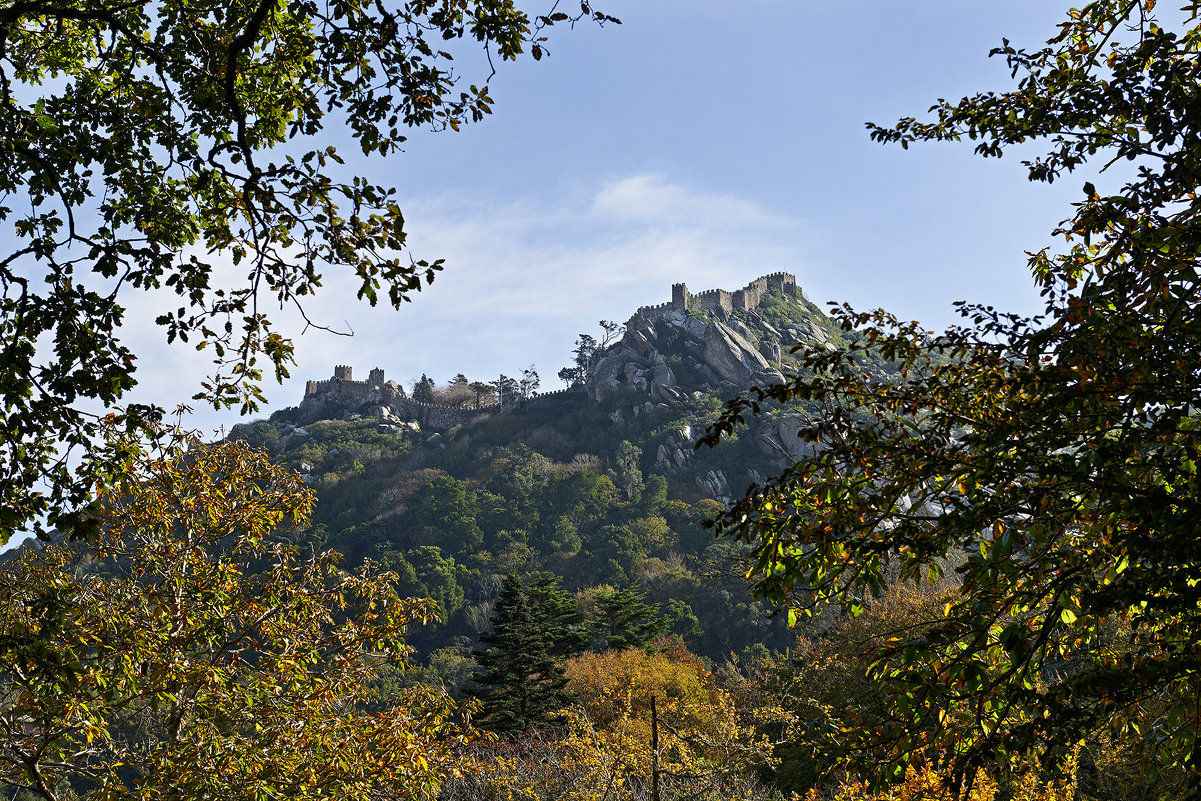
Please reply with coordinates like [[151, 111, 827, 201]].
[[672, 282, 690, 309], [368, 367, 385, 386], [334, 365, 352, 380]]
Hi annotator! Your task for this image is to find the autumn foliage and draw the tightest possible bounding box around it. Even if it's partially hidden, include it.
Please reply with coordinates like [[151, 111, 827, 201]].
[[0, 436, 474, 801]]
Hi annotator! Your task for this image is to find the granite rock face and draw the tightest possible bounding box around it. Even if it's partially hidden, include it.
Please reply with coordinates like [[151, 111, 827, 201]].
[[756, 413, 821, 462], [702, 320, 782, 386], [587, 305, 794, 403]]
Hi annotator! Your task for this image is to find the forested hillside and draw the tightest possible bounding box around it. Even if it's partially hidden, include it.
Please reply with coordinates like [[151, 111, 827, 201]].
[[232, 277, 856, 666]]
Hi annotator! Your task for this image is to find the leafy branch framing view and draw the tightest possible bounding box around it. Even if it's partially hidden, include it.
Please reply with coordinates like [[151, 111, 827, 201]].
[[5, 0, 1201, 799]]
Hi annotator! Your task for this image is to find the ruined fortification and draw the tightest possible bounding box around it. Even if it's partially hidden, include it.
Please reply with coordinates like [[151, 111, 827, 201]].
[[300, 364, 588, 429], [629, 272, 799, 326], [297, 273, 800, 428], [670, 272, 798, 316], [304, 365, 389, 400]]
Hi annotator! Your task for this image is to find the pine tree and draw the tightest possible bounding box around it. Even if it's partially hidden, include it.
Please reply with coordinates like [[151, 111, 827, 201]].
[[527, 573, 588, 658], [590, 586, 666, 651], [412, 374, 436, 404], [466, 573, 586, 732]]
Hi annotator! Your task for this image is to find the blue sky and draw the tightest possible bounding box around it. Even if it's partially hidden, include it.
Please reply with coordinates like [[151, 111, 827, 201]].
[[119, 1, 1099, 432]]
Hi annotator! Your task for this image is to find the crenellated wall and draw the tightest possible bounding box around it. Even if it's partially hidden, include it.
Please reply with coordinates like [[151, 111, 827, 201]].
[[632, 272, 800, 325], [299, 364, 587, 429], [304, 365, 389, 400]]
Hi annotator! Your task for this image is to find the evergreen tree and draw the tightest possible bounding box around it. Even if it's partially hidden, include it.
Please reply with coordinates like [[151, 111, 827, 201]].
[[466, 573, 585, 732], [412, 374, 436, 404], [590, 586, 666, 651], [492, 374, 519, 406], [519, 364, 540, 398], [526, 573, 589, 658], [572, 334, 599, 382], [558, 365, 582, 387]]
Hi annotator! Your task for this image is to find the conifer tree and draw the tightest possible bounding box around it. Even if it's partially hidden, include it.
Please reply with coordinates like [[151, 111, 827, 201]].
[[590, 586, 666, 652], [527, 572, 589, 658], [466, 573, 585, 732], [412, 374, 436, 404]]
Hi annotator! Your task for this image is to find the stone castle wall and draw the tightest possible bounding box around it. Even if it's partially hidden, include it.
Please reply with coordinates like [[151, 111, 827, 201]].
[[393, 397, 497, 429], [637, 272, 799, 324], [304, 365, 389, 400], [300, 364, 587, 429]]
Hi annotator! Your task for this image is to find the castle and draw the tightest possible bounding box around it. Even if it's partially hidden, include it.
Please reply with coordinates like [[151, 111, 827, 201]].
[[626, 271, 800, 325], [301, 272, 801, 409], [671, 272, 798, 315], [304, 364, 389, 400]]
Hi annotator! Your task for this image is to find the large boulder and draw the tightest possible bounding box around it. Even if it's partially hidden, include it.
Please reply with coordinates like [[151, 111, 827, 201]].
[[756, 414, 822, 464], [589, 352, 626, 401], [703, 321, 772, 384]]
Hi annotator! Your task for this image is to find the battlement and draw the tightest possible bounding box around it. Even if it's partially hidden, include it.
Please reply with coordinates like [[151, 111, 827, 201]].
[[633, 273, 799, 322], [305, 365, 389, 399]]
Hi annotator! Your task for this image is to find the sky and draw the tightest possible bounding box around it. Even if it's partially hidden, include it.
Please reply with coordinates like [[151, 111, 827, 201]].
[[114, 1, 1102, 434]]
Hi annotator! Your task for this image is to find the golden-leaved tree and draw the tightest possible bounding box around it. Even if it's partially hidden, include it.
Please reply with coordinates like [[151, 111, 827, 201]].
[[0, 435, 474, 801], [446, 642, 773, 801]]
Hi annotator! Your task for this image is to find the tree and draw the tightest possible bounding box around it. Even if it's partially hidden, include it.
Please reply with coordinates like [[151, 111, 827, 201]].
[[566, 322, 624, 387], [466, 573, 585, 732], [412, 373, 437, 404], [0, 436, 473, 800], [526, 572, 589, 658], [588, 586, 665, 652], [558, 365, 583, 387], [410, 473, 484, 553], [572, 333, 600, 382], [598, 319, 625, 348], [559, 645, 772, 800], [469, 380, 495, 408], [0, 0, 618, 545], [706, 2, 1201, 793], [520, 364, 541, 398], [492, 374, 520, 406], [612, 440, 643, 501]]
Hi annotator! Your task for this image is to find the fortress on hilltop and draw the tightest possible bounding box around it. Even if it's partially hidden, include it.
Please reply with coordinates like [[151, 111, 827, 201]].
[[628, 272, 800, 324], [672, 272, 798, 315], [304, 364, 389, 400], [297, 272, 801, 425], [299, 362, 585, 428]]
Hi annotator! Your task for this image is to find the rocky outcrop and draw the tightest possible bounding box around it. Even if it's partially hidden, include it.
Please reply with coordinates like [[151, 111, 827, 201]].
[[285, 276, 838, 439], [654, 423, 695, 473], [756, 414, 820, 461], [296, 380, 407, 424], [702, 321, 783, 386], [695, 469, 731, 501], [587, 301, 794, 403]]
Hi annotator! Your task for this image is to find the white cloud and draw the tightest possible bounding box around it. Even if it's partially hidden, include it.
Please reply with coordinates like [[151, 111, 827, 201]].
[[591, 174, 797, 231]]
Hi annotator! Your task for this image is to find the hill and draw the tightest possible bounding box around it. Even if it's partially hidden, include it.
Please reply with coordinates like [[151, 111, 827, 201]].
[[234, 273, 879, 666]]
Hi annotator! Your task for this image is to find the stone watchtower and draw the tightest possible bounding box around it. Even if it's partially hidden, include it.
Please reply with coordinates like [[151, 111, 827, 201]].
[[333, 365, 353, 380], [368, 367, 385, 386], [671, 282, 691, 310]]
